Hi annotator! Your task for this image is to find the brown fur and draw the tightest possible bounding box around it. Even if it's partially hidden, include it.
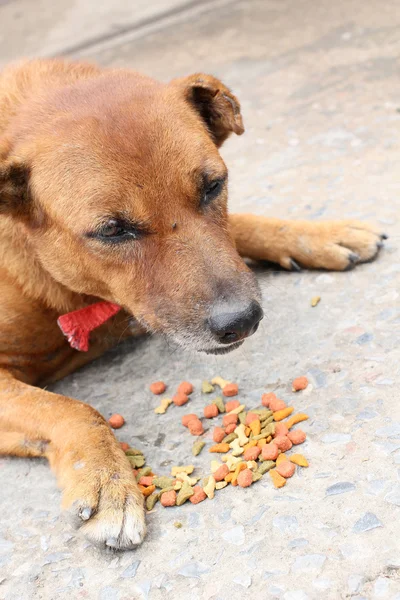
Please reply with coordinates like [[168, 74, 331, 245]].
[[0, 59, 385, 549]]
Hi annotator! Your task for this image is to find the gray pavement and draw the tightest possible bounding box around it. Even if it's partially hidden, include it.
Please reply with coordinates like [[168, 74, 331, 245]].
[[1, 0, 400, 598]]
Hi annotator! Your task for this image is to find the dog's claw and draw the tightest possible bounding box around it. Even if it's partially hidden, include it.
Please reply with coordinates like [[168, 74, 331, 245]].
[[289, 258, 302, 272], [349, 252, 360, 264], [79, 507, 92, 521], [106, 537, 119, 549], [381, 233, 388, 240]]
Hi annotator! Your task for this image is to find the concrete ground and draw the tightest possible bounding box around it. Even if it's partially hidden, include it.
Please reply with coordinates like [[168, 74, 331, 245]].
[[1, 0, 400, 598]]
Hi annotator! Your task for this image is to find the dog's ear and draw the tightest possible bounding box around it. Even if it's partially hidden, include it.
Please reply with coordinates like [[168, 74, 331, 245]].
[[0, 140, 30, 215], [171, 73, 244, 146]]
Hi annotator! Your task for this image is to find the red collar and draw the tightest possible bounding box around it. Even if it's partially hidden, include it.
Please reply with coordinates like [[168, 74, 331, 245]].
[[57, 301, 121, 351]]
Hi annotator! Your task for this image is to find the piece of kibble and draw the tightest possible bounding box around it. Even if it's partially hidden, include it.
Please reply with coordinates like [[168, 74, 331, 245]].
[[227, 404, 245, 415], [120, 442, 130, 452], [252, 471, 263, 482], [154, 398, 173, 414], [274, 422, 289, 437], [108, 414, 125, 429], [269, 398, 287, 412], [176, 482, 195, 506], [212, 397, 225, 413], [188, 418, 204, 436], [171, 465, 194, 476], [262, 442, 279, 461], [234, 424, 249, 446], [222, 383, 239, 397], [210, 460, 222, 473], [286, 413, 309, 429], [258, 438, 267, 448], [139, 484, 156, 497], [273, 407, 294, 421], [160, 490, 177, 507], [269, 469, 287, 488], [189, 485, 207, 504], [288, 429, 307, 445], [257, 460, 276, 475], [125, 448, 143, 456], [139, 475, 154, 486], [276, 460, 296, 478], [224, 472, 234, 483], [211, 376, 230, 389], [146, 494, 159, 511], [153, 476, 175, 489], [178, 381, 194, 395], [224, 423, 237, 435], [246, 460, 258, 471], [290, 454, 309, 467], [230, 439, 244, 457], [243, 446, 261, 461], [215, 481, 228, 490], [238, 412, 247, 425], [311, 296, 321, 307], [182, 413, 198, 427], [276, 453, 288, 466], [192, 440, 205, 456], [225, 400, 240, 413], [243, 439, 258, 451], [204, 404, 219, 419], [202, 380, 214, 394], [245, 412, 259, 425], [174, 521, 183, 528], [237, 468, 253, 488], [231, 462, 247, 484], [261, 392, 278, 407], [209, 443, 230, 453], [173, 393, 189, 406], [223, 453, 242, 471], [292, 376, 309, 392], [222, 432, 238, 444], [214, 464, 230, 482], [127, 455, 145, 468], [136, 466, 152, 480], [223, 413, 238, 427], [149, 381, 166, 395], [249, 420, 261, 436], [203, 475, 216, 499], [274, 435, 293, 452], [213, 426, 225, 443]]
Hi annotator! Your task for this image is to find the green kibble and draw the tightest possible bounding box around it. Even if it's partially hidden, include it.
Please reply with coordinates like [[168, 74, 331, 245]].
[[176, 482, 194, 506], [238, 411, 247, 425], [125, 448, 143, 456], [202, 380, 215, 394], [192, 440, 205, 456], [153, 476, 175, 489], [262, 415, 274, 427], [257, 460, 276, 474], [127, 455, 145, 468], [252, 472, 263, 482], [212, 396, 226, 413], [174, 521, 183, 528], [222, 433, 238, 444], [261, 423, 275, 437], [146, 494, 159, 511]]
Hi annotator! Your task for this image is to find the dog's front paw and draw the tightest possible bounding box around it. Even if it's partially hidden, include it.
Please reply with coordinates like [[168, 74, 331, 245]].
[[278, 220, 387, 271], [60, 450, 146, 550]]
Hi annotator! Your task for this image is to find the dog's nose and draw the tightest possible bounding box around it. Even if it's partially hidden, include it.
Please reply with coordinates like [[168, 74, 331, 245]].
[[208, 300, 263, 345]]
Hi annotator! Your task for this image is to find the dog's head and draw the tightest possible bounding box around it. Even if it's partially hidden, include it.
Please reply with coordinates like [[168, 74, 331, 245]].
[[0, 68, 262, 354]]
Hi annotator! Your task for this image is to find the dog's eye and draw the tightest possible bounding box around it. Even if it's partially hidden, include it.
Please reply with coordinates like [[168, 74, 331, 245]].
[[99, 220, 127, 238], [202, 179, 223, 206], [89, 219, 141, 243]]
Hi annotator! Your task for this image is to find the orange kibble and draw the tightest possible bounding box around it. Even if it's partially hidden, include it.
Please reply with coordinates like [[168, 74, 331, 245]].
[[224, 473, 234, 483], [273, 407, 294, 421], [286, 413, 309, 430], [288, 429, 307, 445], [149, 381, 166, 395], [274, 422, 289, 437], [292, 376, 308, 392], [223, 413, 238, 427], [189, 486, 207, 504], [258, 438, 267, 448], [139, 484, 156, 497], [209, 443, 230, 453], [249, 420, 261, 436], [245, 426, 251, 437], [213, 426, 226, 443], [222, 383, 239, 397], [276, 461, 296, 478], [160, 490, 177, 507], [269, 469, 287, 488], [139, 476, 154, 486], [237, 468, 253, 488], [120, 442, 130, 452], [276, 453, 288, 466], [178, 381, 194, 395], [225, 400, 240, 412], [225, 423, 237, 434], [290, 454, 309, 467], [274, 435, 293, 452], [266, 436, 272, 443], [182, 413, 198, 427], [261, 442, 279, 461], [245, 412, 259, 425], [232, 462, 247, 484], [261, 392, 278, 407], [173, 393, 189, 406], [204, 404, 219, 419], [243, 446, 261, 461], [214, 464, 230, 482], [243, 440, 258, 452], [188, 418, 204, 436], [108, 414, 125, 429]]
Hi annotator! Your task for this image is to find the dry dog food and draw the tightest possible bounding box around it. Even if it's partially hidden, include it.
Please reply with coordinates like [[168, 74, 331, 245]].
[[150, 381, 167, 395], [108, 413, 125, 429], [173, 393, 189, 406], [204, 404, 219, 418], [222, 383, 239, 397], [292, 376, 308, 391], [178, 381, 194, 395]]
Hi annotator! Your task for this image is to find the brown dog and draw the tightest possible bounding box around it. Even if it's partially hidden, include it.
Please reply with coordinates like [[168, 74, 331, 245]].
[[0, 58, 385, 550]]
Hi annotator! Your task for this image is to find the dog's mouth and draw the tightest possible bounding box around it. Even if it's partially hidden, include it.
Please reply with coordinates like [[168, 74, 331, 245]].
[[201, 340, 244, 355]]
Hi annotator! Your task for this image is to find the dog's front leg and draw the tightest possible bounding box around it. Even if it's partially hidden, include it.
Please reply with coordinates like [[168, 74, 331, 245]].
[[229, 214, 386, 271], [0, 368, 146, 550]]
